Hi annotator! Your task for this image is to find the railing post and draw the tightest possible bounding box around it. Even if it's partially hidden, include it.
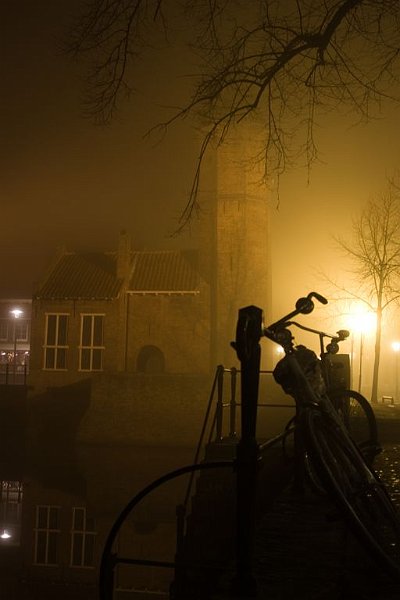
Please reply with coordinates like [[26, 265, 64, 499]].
[[171, 503, 186, 599], [231, 305, 262, 598], [100, 553, 116, 600], [215, 365, 224, 440], [229, 367, 237, 438]]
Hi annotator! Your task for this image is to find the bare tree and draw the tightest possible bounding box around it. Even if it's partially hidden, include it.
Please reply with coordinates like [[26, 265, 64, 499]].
[[68, 1, 400, 227], [333, 184, 400, 403]]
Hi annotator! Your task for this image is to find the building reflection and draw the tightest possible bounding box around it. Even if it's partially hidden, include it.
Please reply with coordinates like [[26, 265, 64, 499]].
[[0, 299, 31, 386], [0, 480, 23, 546], [0, 443, 193, 599]]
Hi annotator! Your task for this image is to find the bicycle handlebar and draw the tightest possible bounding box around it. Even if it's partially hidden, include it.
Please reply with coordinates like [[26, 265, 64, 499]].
[[231, 292, 328, 362], [286, 321, 350, 343], [264, 291, 328, 339]]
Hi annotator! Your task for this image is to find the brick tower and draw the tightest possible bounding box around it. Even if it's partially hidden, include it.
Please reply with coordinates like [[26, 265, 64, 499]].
[[197, 126, 272, 370]]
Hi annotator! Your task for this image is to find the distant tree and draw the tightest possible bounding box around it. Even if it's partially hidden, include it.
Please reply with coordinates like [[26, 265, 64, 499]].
[[69, 1, 400, 226], [333, 183, 400, 403]]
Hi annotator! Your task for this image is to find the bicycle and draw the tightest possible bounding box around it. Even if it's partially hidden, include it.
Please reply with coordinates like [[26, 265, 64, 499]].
[[263, 292, 400, 581], [281, 319, 379, 463]]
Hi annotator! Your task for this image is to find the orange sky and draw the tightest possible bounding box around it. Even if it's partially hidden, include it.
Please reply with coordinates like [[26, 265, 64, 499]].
[[2, 0, 400, 305]]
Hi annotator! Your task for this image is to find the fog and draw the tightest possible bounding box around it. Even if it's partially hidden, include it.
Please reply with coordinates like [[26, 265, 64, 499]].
[[3, 0, 400, 382], [3, 4, 400, 598], [2, 1, 400, 305]]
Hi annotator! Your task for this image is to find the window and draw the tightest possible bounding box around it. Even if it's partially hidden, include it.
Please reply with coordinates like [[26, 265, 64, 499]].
[[70, 507, 96, 568], [79, 315, 104, 371], [44, 314, 68, 370], [15, 320, 28, 342], [34, 506, 60, 565], [0, 320, 8, 341], [1, 481, 23, 526]]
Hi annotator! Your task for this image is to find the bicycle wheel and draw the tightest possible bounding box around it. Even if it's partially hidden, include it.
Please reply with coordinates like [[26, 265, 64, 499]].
[[303, 409, 400, 581], [329, 389, 379, 462], [281, 414, 328, 494]]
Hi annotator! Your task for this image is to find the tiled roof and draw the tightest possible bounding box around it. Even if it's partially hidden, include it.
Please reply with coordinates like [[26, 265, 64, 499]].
[[34, 253, 122, 300], [129, 250, 199, 293]]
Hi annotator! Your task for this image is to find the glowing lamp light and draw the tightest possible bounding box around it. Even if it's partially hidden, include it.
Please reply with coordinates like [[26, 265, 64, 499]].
[[392, 341, 400, 353], [352, 312, 375, 333], [348, 310, 376, 334], [0, 530, 11, 540], [10, 309, 22, 319]]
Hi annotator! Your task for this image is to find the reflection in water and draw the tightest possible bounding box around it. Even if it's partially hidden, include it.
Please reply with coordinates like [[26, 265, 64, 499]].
[[0, 480, 23, 546], [0, 443, 193, 599], [0, 376, 200, 599]]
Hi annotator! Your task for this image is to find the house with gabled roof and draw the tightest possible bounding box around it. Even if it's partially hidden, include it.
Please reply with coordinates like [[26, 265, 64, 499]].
[[124, 249, 210, 375], [29, 232, 209, 394]]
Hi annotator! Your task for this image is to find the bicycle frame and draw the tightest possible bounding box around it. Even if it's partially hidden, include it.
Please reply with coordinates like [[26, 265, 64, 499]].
[[263, 294, 364, 492], [239, 293, 400, 581], [284, 320, 350, 391], [265, 305, 348, 422]]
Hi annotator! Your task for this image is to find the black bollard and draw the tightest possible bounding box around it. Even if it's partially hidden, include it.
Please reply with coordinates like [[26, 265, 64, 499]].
[[231, 305, 263, 597]]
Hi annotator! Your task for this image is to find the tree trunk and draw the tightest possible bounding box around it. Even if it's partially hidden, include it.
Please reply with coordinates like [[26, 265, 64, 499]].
[[371, 307, 382, 404]]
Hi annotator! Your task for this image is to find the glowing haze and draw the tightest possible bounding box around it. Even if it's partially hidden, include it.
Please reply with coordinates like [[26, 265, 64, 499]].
[[2, 0, 400, 318]]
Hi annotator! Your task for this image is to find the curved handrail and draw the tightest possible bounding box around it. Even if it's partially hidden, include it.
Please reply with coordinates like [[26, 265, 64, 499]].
[[99, 459, 235, 600], [182, 365, 224, 510]]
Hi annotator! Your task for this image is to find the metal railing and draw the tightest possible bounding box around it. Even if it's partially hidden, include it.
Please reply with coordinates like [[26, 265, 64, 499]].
[[182, 364, 295, 512], [0, 364, 28, 386], [212, 365, 296, 440], [99, 363, 296, 599]]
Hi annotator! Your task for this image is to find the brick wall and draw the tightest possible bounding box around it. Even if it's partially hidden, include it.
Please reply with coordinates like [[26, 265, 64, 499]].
[[126, 288, 211, 374], [76, 372, 213, 447]]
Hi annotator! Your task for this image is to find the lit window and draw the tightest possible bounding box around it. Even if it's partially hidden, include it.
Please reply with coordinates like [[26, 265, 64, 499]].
[[1, 481, 23, 525], [79, 315, 104, 371], [15, 321, 28, 342], [44, 314, 69, 370], [34, 506, 60, 565], [70, 507, 96, 568]]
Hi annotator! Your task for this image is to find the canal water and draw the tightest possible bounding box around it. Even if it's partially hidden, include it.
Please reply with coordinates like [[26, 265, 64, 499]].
[[0, 411, 399, 599], [252, 434, 400, 600]]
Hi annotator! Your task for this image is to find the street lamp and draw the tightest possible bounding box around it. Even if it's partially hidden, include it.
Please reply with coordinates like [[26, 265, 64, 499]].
[[391, 341, 400, 404], [348, 309, 376, 394], [10, 309, 22, 384]]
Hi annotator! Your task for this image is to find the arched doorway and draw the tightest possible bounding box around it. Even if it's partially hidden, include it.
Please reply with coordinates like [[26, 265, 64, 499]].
[[136, 345, 165, 373]]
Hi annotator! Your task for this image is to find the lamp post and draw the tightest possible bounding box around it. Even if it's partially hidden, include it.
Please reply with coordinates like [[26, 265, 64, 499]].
[[10, 309, 22, 384], [348, 308, 375, 395], [392, 341, 400, 404], [358, 329, 364, 394]]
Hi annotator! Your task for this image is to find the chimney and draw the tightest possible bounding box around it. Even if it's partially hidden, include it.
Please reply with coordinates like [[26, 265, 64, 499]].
[[117, 230, 132, 280]]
